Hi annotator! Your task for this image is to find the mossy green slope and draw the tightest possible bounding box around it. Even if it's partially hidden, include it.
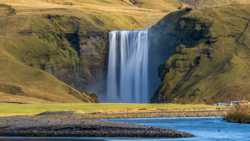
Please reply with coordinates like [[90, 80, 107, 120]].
[[0, 43, 92, 103], [154, 4, 250, 104]]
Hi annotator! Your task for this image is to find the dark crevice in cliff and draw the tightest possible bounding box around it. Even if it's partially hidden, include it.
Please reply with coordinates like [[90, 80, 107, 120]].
[[0, 83, 25, 96], [175, 17, 212, 47], [235, 19, 250, 48], [65, 32, 81, 56]]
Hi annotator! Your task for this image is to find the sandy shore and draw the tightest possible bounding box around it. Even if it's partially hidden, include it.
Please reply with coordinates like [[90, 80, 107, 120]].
[[0, 112, 193, 138]]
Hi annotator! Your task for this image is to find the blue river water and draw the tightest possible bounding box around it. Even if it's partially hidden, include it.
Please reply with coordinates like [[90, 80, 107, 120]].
[[107, 117, 250, 141], [1, 117, 250, 141]]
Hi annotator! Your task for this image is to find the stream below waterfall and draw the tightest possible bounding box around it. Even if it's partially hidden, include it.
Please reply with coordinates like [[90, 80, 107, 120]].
[[2, 117, 250, 141]]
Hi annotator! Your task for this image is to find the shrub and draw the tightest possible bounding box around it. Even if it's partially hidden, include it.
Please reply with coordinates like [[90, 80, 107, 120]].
[[63, 2, 73, 5], [225, 106, 250, 123], [0, 4, 16, 16], [87, 93, 99, 103]]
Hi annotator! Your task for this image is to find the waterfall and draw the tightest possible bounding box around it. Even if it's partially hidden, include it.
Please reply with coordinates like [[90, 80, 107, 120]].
[[106, 30, 149, 103]]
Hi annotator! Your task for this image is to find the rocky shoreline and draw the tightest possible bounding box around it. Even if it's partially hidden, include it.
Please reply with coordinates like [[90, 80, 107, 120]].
[[0, 138, 105, 141], [0, 112, 193, 138]]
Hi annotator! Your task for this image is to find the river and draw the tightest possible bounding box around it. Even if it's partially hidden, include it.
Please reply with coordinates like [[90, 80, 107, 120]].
[[1, 117, 250, 141]]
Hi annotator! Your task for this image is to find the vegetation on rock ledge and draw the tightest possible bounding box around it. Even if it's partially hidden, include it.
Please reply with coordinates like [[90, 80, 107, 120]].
[[154, 4, 250, 104]]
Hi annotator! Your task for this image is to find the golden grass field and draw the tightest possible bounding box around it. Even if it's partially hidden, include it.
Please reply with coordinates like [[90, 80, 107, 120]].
[[1, 0, 182, 29], [0, 103, 219, 116]]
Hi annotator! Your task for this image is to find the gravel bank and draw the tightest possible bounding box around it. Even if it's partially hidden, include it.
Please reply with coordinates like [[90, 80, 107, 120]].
[[0, 112, 193, 138]]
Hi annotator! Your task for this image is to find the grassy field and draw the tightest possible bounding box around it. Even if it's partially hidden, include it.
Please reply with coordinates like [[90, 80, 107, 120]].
[[0, 103, 218, 116]]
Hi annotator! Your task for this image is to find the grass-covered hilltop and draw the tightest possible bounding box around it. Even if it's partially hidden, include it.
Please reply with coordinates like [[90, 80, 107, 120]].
[[1, 0, 250, 104]]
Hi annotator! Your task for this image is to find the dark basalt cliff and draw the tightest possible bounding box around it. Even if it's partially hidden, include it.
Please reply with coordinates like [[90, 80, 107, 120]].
[[25, 15, 109, 94], [19, 15, 108, 98], [0, 6, 106, 102], [151, 4, 250, 103]]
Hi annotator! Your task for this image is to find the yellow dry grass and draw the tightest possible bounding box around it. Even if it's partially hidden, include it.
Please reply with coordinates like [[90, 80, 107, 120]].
[[1, 0, 182, 28], [0, 103, 217, 116]]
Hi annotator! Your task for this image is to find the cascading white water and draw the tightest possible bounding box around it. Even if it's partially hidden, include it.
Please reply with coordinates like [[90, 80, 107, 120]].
[[106, 30, 149, 103]]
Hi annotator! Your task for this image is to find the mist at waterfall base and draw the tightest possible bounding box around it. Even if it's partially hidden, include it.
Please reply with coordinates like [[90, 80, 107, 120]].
[[105, 30, 149, 103]]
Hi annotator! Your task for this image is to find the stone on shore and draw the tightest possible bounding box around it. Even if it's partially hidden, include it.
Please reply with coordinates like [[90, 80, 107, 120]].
[[0, 112, 193, 138]]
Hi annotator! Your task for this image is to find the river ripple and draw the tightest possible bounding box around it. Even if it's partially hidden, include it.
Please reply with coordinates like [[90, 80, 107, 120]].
[[1, 117, 250, 141]]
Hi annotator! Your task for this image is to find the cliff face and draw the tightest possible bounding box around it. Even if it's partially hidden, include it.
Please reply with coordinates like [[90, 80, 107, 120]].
[[4, 0, 250, 104], [77, 31, 108, 93], [152, 4, 250, 103], [0, 13, 108, 102], [0, 0, 181, 103], [21, 15, 108, 93]]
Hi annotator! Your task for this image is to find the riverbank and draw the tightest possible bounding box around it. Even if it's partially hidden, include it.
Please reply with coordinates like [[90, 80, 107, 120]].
[[108, 117, 250, 141], [0, 112, 193, 138], [0, 103, 226, 118], [0, 103, 230, 138], [0, 138, 105, 141]]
